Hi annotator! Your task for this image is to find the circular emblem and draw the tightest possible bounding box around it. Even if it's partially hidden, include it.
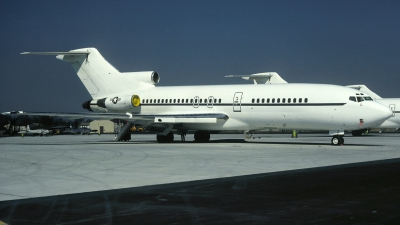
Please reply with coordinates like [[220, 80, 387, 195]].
[[112, 97, 119, 104], [131, 95, 141, 107]]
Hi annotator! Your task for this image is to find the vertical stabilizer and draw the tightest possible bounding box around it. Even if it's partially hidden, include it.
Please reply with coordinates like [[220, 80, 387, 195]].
[[21, 48, 158, 98], [56, 48, 121, 98]]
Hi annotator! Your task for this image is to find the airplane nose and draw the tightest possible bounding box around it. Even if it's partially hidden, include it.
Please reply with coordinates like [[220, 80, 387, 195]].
[[377, 103, 393, 120], [364, 102, 393, 128]]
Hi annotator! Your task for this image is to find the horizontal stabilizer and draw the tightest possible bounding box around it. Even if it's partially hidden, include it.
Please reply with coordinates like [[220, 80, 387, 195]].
[[21, 51, 89, 55]]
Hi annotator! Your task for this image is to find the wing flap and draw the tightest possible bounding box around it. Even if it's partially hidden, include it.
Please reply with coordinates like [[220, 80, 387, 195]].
[[2, 111, 229, 123], [154, 117, 217, 123]]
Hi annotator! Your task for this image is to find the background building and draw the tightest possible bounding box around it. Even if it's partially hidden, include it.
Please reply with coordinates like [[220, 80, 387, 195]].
[[89, 120, 117, 134]]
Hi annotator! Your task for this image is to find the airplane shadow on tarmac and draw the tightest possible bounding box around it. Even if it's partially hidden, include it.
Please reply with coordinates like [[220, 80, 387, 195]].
[[1, 158, 399, 224]]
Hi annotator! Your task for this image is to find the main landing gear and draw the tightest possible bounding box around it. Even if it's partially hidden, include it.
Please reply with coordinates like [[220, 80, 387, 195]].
[[331, 135, 344, 146], [156, 130, 211, 143], [194, 130, 210, 142], [156, 131, 174, 143]]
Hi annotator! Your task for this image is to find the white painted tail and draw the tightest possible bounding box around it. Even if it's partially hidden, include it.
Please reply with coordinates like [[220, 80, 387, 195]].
[[22, 48, 159, 99]]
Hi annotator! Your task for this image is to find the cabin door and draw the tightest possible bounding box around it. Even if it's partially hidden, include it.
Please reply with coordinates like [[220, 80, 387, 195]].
[[207, 96, 214, 108], [389, 104, 396, 117], [193, 96, 199, 108], [233, 92, 243, 112]]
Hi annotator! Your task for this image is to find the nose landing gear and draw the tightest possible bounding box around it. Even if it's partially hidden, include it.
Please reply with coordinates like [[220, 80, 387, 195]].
[[331, 135, 344, 146]]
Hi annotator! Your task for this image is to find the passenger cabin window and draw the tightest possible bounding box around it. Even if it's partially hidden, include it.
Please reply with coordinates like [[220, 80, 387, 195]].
[[262, 98, 265, 103], [277, 98, 280, 103], [257, 98, 260, 103], [219, 99, 221, 103], [305, 98, 308, 103], [252, 98, 255, 103], [299, 98, 302, 103], [293, 98, 296, 103], [267, 98, 270, 103], [200, 99, 202, 103], [272, 98, 275, 103], [288, 98, 291, 103], [282, 98, 286, 103]]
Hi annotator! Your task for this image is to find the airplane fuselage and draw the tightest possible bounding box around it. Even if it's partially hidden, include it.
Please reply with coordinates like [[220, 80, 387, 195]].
[[94, 83, 391, 132]]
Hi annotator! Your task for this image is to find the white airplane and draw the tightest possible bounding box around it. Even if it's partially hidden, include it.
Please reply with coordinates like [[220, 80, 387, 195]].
[[2, 48, 393, 145], [346, 85, 400, 135], [18, 125, 50, 136]]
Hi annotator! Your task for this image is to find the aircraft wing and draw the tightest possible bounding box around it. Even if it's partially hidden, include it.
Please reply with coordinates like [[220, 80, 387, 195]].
[[2, 111, 229, 124]]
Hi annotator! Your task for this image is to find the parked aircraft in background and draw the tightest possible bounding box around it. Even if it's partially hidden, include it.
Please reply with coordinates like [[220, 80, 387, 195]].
[[63, 125, 91, 135], [2, 48, 393, 145], [18, 125, 51, 136]]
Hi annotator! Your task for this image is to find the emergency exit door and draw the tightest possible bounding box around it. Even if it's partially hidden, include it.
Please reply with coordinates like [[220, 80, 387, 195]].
[[233, 92, 243, 112]]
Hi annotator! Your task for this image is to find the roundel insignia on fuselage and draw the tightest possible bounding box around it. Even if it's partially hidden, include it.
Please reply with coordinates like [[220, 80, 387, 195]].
[[112, 97, 119, 104]]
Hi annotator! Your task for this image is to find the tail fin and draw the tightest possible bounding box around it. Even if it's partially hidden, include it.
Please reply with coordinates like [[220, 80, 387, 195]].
[[21, 48, 158, 98]]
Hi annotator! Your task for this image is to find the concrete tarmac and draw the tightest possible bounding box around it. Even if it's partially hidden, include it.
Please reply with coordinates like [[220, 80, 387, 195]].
[[0, 133, 400, 224]]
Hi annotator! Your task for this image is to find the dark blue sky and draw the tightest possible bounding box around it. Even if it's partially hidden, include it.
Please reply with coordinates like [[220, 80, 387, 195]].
[[1, 0, 399, 112]]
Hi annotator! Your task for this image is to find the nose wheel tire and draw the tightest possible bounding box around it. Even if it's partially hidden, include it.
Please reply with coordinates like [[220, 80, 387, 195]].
[[331, 135, 344, 145]]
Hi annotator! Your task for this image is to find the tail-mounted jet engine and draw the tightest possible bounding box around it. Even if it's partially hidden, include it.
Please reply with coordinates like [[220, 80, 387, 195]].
[[82, 95, 141, 112]]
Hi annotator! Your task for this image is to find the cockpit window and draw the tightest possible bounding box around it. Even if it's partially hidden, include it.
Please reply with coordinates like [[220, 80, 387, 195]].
[[356, 97, 364, 102], [349, 96, 356, 102], [363, 96, 373, 101]]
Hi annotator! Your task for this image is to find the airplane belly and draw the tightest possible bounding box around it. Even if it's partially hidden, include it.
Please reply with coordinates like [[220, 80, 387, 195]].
[[246, 107, 337, 130], [180, 118, 250, 131]]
